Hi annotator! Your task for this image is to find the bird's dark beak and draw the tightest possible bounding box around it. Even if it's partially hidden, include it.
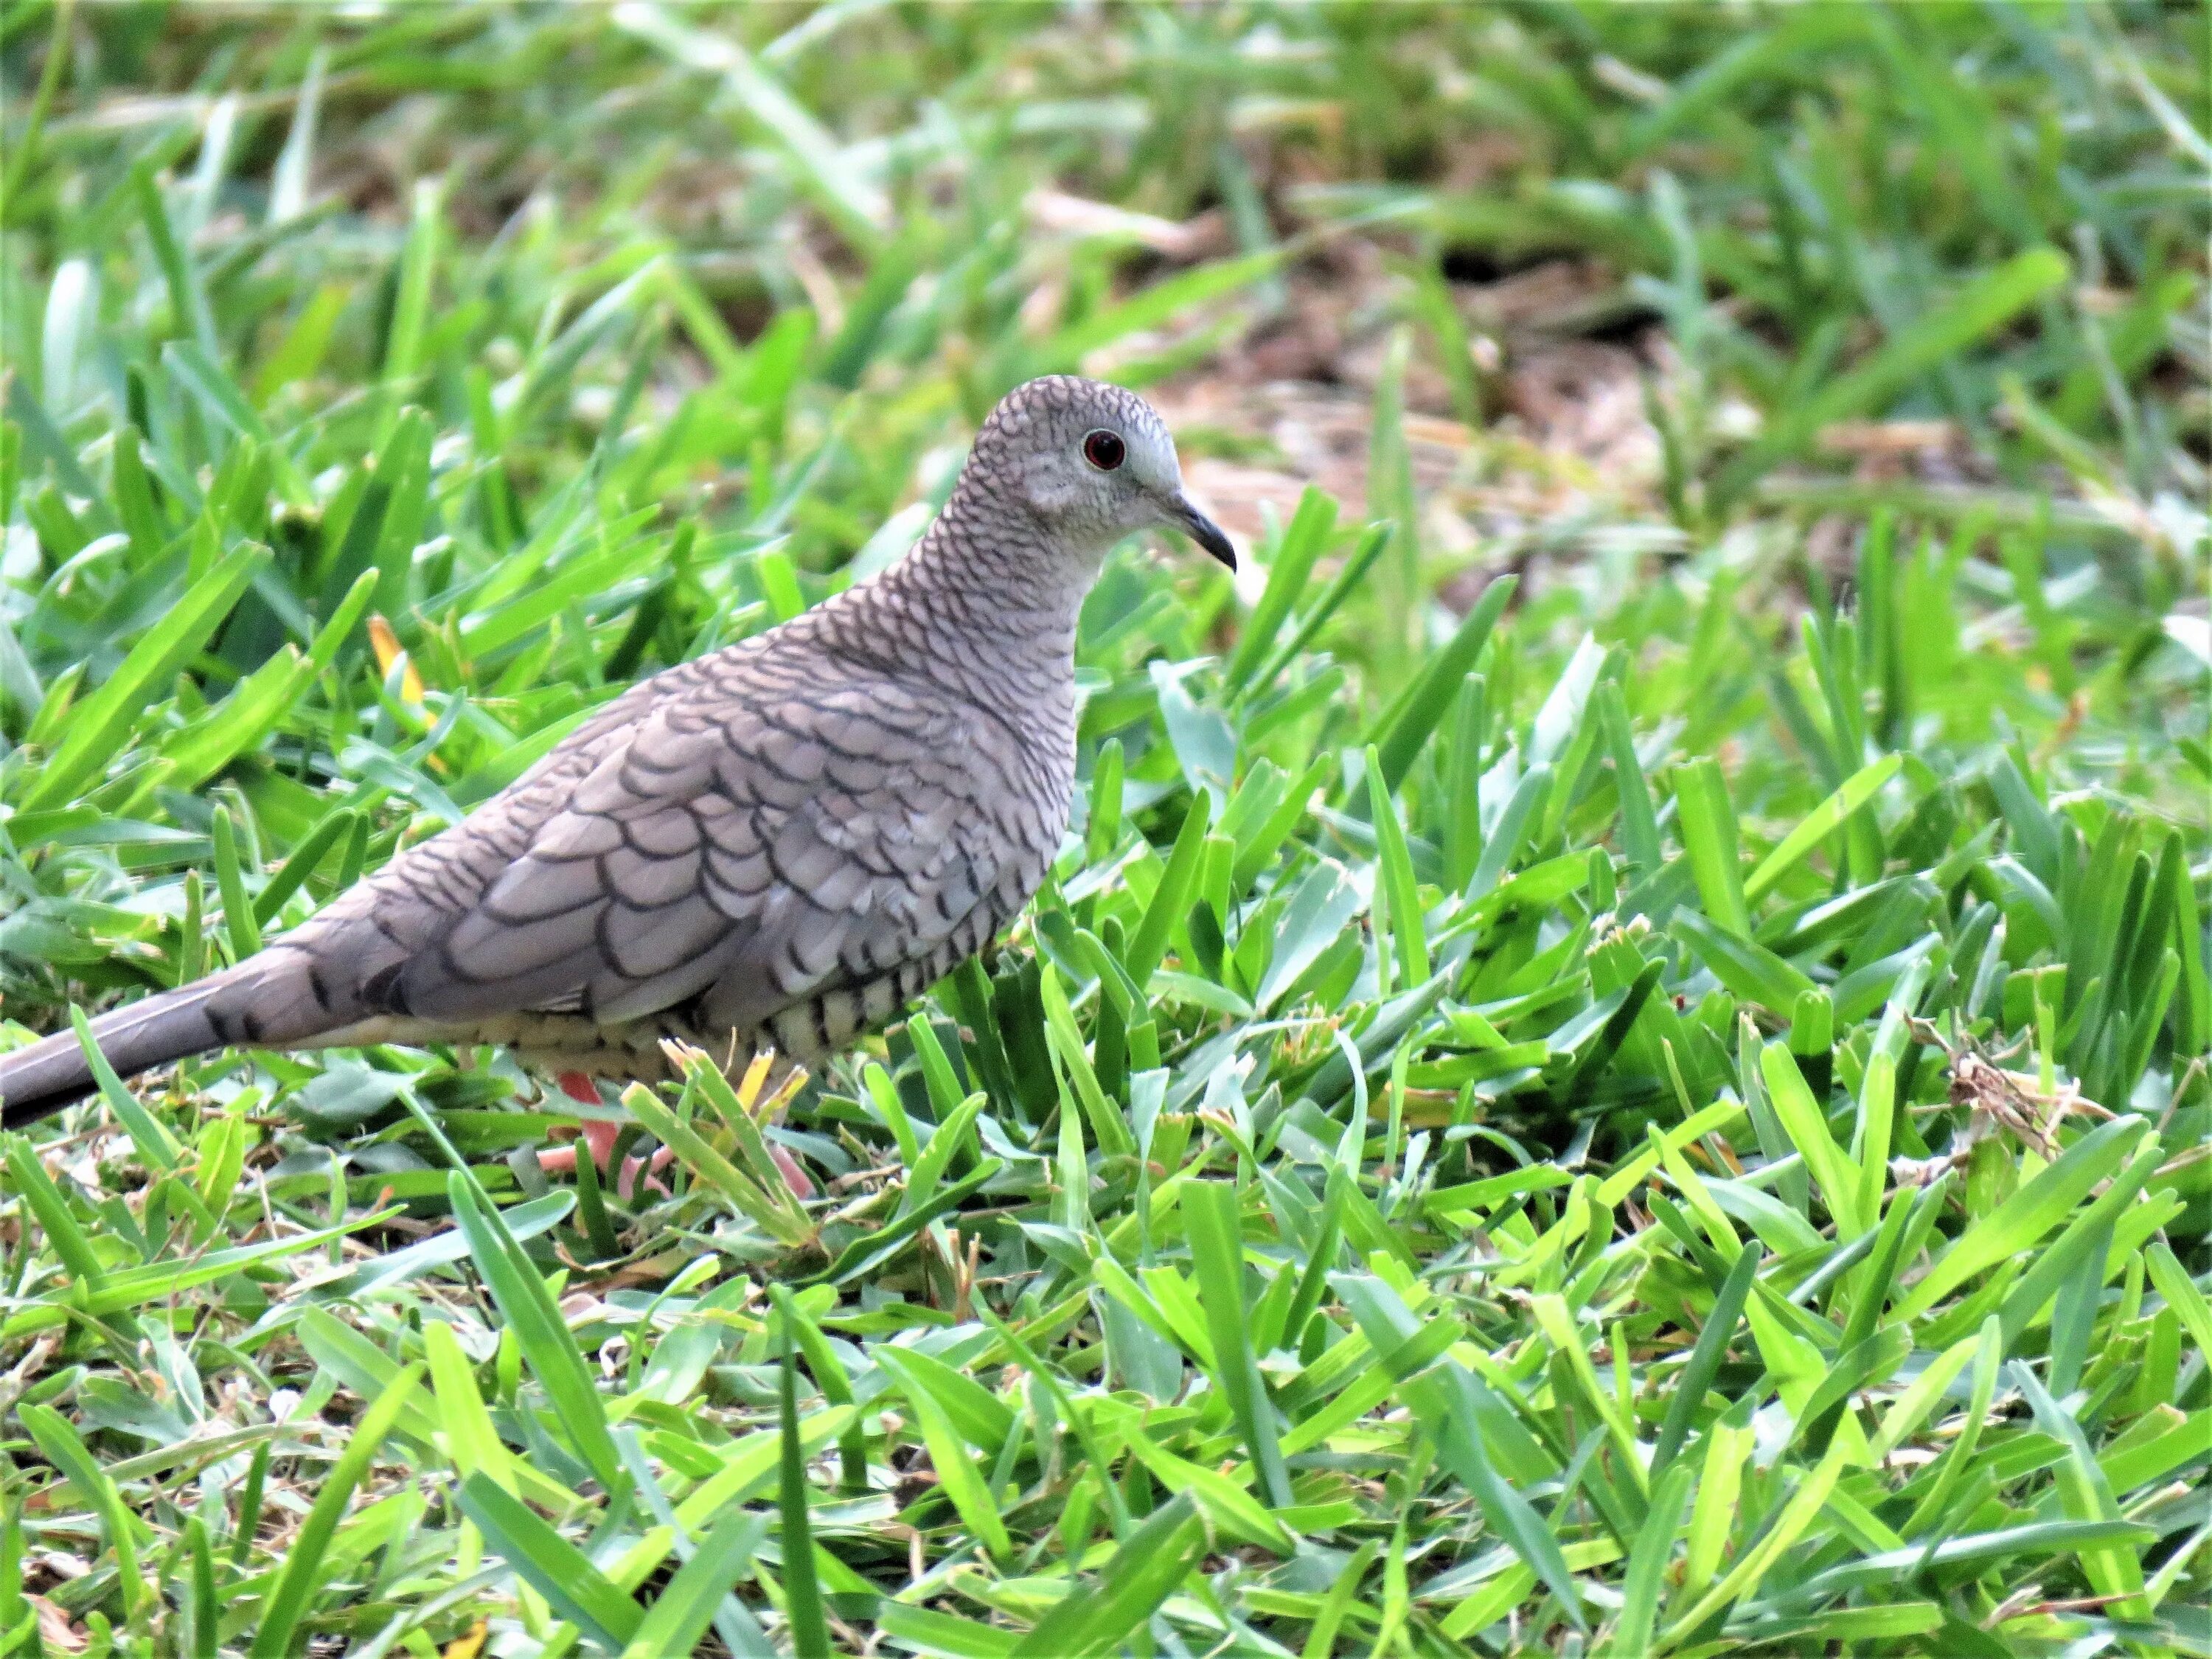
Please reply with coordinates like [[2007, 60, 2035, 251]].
[[1168, 493, 1237, 570]]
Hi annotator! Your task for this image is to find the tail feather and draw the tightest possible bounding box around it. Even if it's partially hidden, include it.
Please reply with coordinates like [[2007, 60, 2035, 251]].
[[0, 955, 323, 1129]]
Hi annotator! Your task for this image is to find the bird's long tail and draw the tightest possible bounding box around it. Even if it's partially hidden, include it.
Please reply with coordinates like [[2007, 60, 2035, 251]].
[[0, 956, 321, 1130]]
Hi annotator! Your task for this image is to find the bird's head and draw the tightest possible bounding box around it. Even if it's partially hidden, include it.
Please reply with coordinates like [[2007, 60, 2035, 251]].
[[964, 375, 1236, 574]]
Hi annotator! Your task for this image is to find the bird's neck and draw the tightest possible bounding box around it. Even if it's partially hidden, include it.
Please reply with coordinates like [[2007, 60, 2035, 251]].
[[878, 487, 1096, 655], [805, 491, 1097, 757]]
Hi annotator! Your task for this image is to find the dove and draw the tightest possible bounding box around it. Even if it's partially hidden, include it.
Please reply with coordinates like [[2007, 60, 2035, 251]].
[[0, 376, 1234, 1134]]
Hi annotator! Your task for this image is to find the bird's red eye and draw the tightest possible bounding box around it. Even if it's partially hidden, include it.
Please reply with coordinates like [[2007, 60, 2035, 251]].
[[1082, 429, 1125, 471]]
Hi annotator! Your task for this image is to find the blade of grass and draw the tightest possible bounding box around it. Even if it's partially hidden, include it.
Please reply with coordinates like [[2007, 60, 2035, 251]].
[[1674, 758, 1752, 937], [773, 1303, 831, 1659], [18, 539, 265, 811], [1368, 575, 1517, 790], [447, 1169, 624, 1489], [1651, 1239, 1759, 1475], [1183, 1179, 1293, 1506], [1248, 522, 1394, 691], [1758, 1042, 1866, 1236], [1123, 790, 1212, 990], [1365, 745, 1430, 987], [1744, 754, 1903, 903], [1009, 1493, 1207, 1658], [248, 1365, 426, 1658], [1226, 488, 1335, 692], [458, 1470, 644, 1652], [18, 1404, 146, 1621]]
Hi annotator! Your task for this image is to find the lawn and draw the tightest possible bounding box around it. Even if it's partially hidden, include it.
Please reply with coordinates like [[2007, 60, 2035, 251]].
[[0, 4, 2207, 1655]]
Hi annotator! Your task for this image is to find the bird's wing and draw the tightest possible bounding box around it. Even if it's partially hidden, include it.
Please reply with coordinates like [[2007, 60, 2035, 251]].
[[372, 658, 1034, 1033]]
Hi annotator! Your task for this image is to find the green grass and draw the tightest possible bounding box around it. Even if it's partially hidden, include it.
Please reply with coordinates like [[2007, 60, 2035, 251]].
[[1, 4, 2208, 1655]]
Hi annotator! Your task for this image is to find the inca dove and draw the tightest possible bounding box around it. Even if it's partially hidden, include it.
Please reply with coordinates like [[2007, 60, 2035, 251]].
[[1, 376, 1234, 1127]]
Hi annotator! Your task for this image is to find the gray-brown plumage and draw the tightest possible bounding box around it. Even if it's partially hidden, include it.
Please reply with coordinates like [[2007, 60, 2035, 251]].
[[0, 376, 1234, 1127]]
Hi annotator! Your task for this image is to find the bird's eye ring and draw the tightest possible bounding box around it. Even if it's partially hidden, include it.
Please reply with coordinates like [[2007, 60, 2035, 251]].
[[1082, 429, 1126, 471]]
